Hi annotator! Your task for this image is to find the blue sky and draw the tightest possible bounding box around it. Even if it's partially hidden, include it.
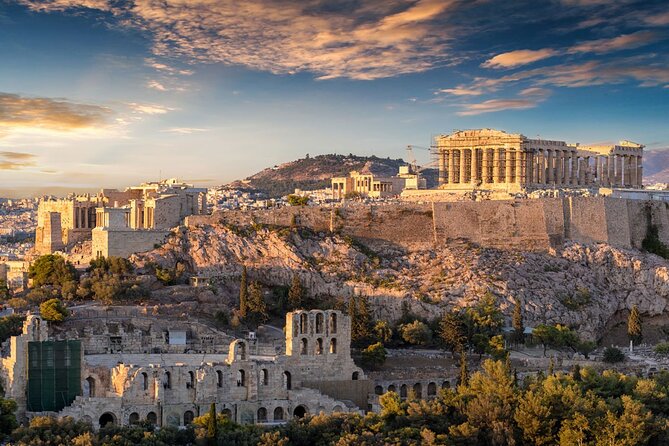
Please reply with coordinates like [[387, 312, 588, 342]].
[[0, 0, 668, 196]]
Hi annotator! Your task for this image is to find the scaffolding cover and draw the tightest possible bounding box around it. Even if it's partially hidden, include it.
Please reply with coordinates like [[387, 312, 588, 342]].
[[27, 340, 81, 412]]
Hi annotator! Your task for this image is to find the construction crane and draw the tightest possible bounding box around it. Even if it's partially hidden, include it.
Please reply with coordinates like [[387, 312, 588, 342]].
[[406, 145, 437, 173]]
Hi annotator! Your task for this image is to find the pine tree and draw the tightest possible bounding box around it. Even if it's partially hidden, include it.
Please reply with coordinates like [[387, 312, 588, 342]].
[[628, 305, 642, 347], [512, 299, 524, 345], [207, 402, 217, 446], [440, 311, 466, 356], [288, 274, 303, 310], [458, 351, 468, 387], [249, 281, 268, 323], [239, 265, 248, 318], [358, 296, 371, 339], [349, 295, 370, 344]]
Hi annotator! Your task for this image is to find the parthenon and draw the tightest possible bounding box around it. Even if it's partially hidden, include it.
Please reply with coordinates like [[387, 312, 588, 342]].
[[434, 129, 644, 191]]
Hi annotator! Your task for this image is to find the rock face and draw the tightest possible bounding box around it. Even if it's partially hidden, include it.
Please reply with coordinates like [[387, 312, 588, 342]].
[[132, 223, 669, 340]]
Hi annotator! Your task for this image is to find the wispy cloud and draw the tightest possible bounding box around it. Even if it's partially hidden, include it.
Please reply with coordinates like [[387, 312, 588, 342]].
[[435, 87, 483, 96], [162, 127, 208, 134], [482, 49, 559, 69], [568, 30, 660, 54], [456, 87, 551, 116], [0, 151, 36, 170], [127, 103, 173, 115]]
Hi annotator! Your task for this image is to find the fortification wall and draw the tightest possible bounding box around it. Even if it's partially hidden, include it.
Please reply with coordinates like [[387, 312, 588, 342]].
[[186, 198, 669, 252]]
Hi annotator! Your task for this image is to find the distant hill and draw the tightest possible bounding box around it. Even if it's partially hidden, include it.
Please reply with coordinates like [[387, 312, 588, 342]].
[[228, 154, 438, 197], [643, 149, 669, 184]]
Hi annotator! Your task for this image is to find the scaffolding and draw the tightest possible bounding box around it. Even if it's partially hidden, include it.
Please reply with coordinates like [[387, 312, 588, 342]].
[[27, 340, 81, 412]]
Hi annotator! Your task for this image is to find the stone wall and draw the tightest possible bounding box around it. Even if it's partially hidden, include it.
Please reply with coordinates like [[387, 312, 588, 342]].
[[186, 198, 669, 252], [92, 228, 169, 259]]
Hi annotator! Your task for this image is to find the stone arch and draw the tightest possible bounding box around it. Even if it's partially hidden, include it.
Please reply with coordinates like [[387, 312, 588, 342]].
[[442, 381, 451, 389], [329, 338, 337, 354], [257, 407, 267, 422], [388, 384, 396, 393], [273, 406, 284, 421], [187, 371, 195, 389], [228, 339, 248, 362], [183, 410, 195, 425], [374, 385, 383, 395], [300, 313, 309, 334], [300, 338, 308, 355], [217, 370, 223, 388], [315, 338, 323, 355], [85, 376, 96, 397], [400, 384, 408, 398], [352, 371, 359, 381], [146, 411, 158, 426], [427, 382, 437, 396], [315, 312, 324, 333], [333, 405, 343, 413], [283, 371, 292, 390], [142, 372, 148, 391], [329, 313, 337, 333], [261, 368, 269, 385], [413, 383, 422, 399], [99, 412, 117, 427], [128, 412, 140, 425], [222, 408, 232, 419], [293, 405, 307, 419], [237, 369, 246, 387]]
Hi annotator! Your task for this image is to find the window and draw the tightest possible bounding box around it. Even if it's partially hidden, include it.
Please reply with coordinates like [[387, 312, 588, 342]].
[[257, 407, 267, 422], [164, 372, 171, 389], [183, 411, 194, 425], [374, 385, 383, 395], [352, 372, 359, 381], [413, 383, 422, 399], [283, 371, 292, 390], [315, 313, 324, 333], [329, 314, 337, 333], [142, 372, 148, 391], [315, 338, 323, 355], [427, 382, 437, 396], [146, 412, 157, 426], [300, 338, 308, 355], [261, 369, 268, 385], [187, 371, 195, 389], [273, 407, 284, 421], [217, 370, 223, 388], [129, 412, 140, 425], [329, 338, 337, 354], [237, 370, 246, 387], [300, 313, 308, 333]]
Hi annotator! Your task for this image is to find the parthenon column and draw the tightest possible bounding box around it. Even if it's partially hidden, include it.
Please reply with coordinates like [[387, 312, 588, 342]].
[[569, 152, 577, 185], [459, 149, 467, 184], [546, 150, 554, 184], [493, 148, 501, 183], [514, 150, 523, 183], [556, 151, 564, 185], [481, 149, 490, 184], [601, 156, 609, 186], [526, 151, 534, 184], [629, 155, 637, 187], [471, 148, 479, 185], [540, 150, 546, 184], [615, 155, 623, 187], [505, 150, 513, 184], [438, 151, 446, 185], [577, 158, 585, 185], [637, 155, 643, 187], [608, 155, 615, 187], [447, 150, 455, 184]]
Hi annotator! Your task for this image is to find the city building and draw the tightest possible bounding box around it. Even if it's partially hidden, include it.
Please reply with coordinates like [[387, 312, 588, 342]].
[[331, 168, 420, 200]]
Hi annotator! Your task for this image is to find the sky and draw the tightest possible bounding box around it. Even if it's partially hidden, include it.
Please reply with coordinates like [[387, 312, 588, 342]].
[[0, 0, 668, 197]]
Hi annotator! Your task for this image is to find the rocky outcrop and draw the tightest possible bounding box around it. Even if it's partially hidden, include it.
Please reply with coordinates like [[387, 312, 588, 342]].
[[132, 223, 669, 340]]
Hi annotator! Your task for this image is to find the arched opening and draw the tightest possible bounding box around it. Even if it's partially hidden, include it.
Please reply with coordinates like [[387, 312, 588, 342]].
[[316, 313, 324, 333], [99, 412, 116, 427], [164, 371, 171, 389], [329, 313, 337, 333], [374, 385, 383, 395], [352, 372, 359, 381], [86, 376, 96, 397], [261, 369, 268, 385], [142, 372, 148, 391], [315, 338, 323, 355], [333, 405, 342, 413], [388, 385, 396, 393], [329, 338, 337, 354], [257, 407, 267, 422], [400, 384, 407, 398], [413, 383, 422, 399], [237, 369, 246, 387], [273, 407, 284, 421], [187, 371, 195, 389], [128, 412, 140, 425], [300, 313, 308, 333], [236, 342, 247, 360], [427, 382, 437, 396], [300, 338, 308, 355], [146, 411, 157, 426], [217, 370, 223, 388], [183, 410, 194, 425], [222, 408, 232, 419], [283, 371, 292, 390], [293, 405, 307, 419], [442, 381, 451, 389]]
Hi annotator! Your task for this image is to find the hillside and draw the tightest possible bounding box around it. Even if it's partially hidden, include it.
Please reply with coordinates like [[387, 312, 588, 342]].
[[643, 148, 669, 184], [228, 154, 437, 197]]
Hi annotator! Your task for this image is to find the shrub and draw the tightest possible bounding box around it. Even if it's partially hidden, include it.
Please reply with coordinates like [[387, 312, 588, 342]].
[[286, 195, 309, 206], [654, 342, 669, 355], [400, 320, 433, 346], [39, 298, 69, 322], [602, 346, 625, 363], [361, 342, 387, 370], [28, 254, 77, 287]]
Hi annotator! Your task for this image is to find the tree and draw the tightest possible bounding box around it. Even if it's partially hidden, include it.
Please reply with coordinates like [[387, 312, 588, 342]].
[[286, 195, 309, 206], [287, 274, 303, 310], [29, 254, 77, 287], [439, 311, 466, 355], [0, 397, 17, 440], [349, 296, 371, 344], [533, 324, 560, 356], [467, 292, 503, 337], [628, 305, 642, 349], [512, 299, 524, 345], [248, 282, 268, 323], [39, 298, 69, 322], [361, 342, 387, 369], [459, 352, 468, 387], [603, 346, 625, 363], [400, 320, 432, 346], [0, 280, 9, 301], [373, 320, 393, 344], [206, 402, 217, 446], [239, 265, 248, 318], [595, 396, 653, 446]]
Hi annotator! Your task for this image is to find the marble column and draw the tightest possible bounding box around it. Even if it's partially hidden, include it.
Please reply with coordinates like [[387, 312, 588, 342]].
[[493, 148, 501, 183], [637, 155, 643, 187], [471, 148, 479, 185], [629, 155, 637, 187], [438, 151, 446, 185], [601, 156, 609, 187], [447, 150, 455, 184], [514, 150, 522, 183], [527, 151, 534, 184], [570, 151, 577, 185], [615, 155, 623, 187], [578, 158, 586, 185], [556, 150, 564, 185], [546, 150, 554, 184], [459, 149, 467, 184], [608, 155, 616, 187], [481, 149, 490, 184]]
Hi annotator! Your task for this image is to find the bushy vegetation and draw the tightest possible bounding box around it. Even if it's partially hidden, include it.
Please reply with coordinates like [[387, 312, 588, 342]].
[[286, 195, 309, 206], [39, 298, 68, 322], [642, 224, 669, 259], [603, 346, 625, 363]]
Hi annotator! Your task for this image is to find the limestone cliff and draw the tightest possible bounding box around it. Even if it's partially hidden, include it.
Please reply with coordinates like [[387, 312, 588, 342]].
[[132, 223, 669, 340]]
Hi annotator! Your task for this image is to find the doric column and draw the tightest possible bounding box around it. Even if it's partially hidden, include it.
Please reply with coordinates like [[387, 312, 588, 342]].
[[459, 149, 467, 184], [493, 148, 501, 183], [615, 154, 623, 187], [602, 156, 609, 187], [471, 148, 479, 184], [637, 155, 643, 187], [540, 150, 546, 184], [504, 149, 513, 184], [447, 150, 455, 184], [629, 155, 637, 187], [438, 151, 446, 185], [569, 151, 577, 185], [527, 151, 534, 184], [577, 158, 585, 185], [514, 150, 522, 183], [481, 149, 490, 184], [556, 150, 564, 185], [546, 149, 554, 184], [608, 155, 616, 187], [626, 155, 633, 187]]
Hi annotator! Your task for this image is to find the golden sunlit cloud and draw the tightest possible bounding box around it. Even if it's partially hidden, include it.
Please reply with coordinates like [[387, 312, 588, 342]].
[[0, 151, 36, 170], [568, 31, 660, 54], [482, 49, 559, 69]]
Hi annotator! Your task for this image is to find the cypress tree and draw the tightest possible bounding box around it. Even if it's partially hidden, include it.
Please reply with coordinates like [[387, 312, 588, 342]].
[[348, 296, 359, 341], [288, 274, 303, 310], [239, 265, 248, 318], [249, 281, 268, 323], [357, 296, 372, 341], [628, 305, 642, 347], [459, 350, 468, 387], [512, 299, 524, 345], [207, 402, 217, 446]]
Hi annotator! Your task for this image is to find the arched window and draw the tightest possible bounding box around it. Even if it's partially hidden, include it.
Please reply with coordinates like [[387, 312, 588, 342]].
[[388, 385, 396, 393], [300, 313, 308, 333], [146, 411, 157, 426], [99, 412, 116, 427], [400, 384, 407, 398], [442, 381, 451, 389], [237, 370, 246, 387], [374, 385, 383, 395], [333, 405, 342, 413], [217, 370, 223, 388], [352, 372, 359, 381], [283, 371, 292, 390], [316, 313, 324, 333], [329, 313, 337, 333], [86, 376, 96, 397], [237, 342, 247, 360], [261, 369, 269, 385], [222, 408, 232, 419], [183, 410, 194, 425], [129, 412, 140, 425], [329, 338, 337, 354], [427, 382, 437, 396], [315, 338, 323, 355], [274, 407, 284, 421], [413, 383, 422, 399], [142, 372, 148, 391], [257, 407, 267, 422], [300, 338, 308, 355], [164, 372, 171, 389], [293, 405, 307, 419], [187, 371, 195, 389]]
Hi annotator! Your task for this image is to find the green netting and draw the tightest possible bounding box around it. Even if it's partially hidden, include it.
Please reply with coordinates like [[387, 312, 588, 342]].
[[27, 340, 81, 412]]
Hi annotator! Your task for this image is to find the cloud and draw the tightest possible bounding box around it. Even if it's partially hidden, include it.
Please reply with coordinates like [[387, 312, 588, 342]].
[[644, 11, 669, 27], [127, 103, 173, 115], [0, 92, 112, 137], [436, 87, 484, 96], [568, 31, 660, 54], [456, 87, 550, 116], [482, 49, 558, 69], [0, 151, 36, 170], [162, 127, 208, 134], [21, 0, 459, 80], [147, 80, 167, 91]]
